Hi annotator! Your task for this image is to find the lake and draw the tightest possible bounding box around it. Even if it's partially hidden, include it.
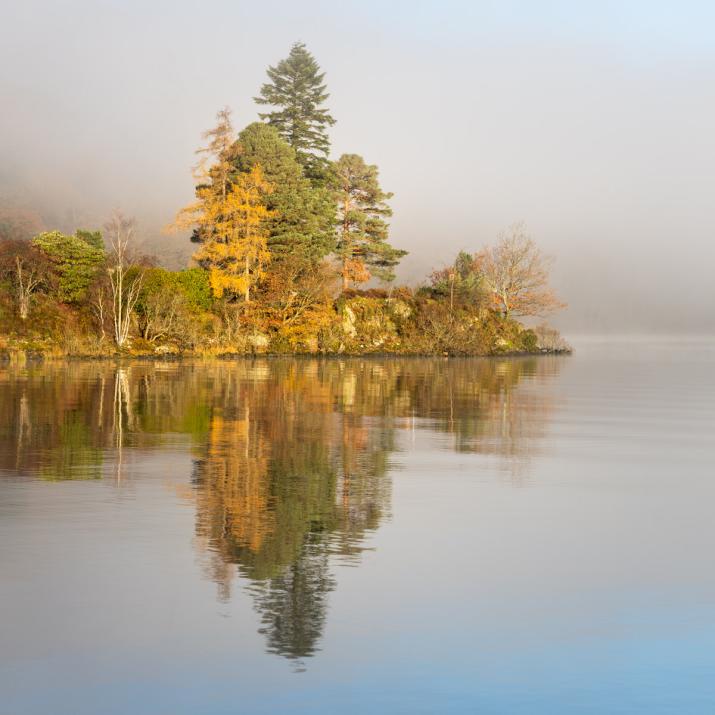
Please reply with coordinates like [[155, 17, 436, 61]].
[[1, 339, 715, 714]]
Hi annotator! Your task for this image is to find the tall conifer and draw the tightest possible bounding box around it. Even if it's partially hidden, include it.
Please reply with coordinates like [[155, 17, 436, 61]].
[[255, 43, 336, 176], [331, 154, 407, 290], [233, 122, 335, 263]]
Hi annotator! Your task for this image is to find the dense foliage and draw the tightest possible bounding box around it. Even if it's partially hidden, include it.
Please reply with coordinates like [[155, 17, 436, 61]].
[[255, 42, 336, 177], [0, 43, 566, 359]]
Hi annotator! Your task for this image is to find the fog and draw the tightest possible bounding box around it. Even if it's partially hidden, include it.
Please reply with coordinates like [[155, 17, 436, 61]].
[[2, 0, 714, 333]]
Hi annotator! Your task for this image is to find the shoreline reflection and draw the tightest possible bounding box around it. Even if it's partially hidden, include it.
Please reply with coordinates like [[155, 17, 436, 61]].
[[0, 357, 562, 660]]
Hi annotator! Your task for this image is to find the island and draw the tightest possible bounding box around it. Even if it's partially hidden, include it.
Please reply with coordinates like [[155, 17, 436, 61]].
[[0, 43, 569, 361]]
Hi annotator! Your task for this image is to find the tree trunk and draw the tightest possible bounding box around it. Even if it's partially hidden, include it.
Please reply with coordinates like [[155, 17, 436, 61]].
[[342, 258, 350, 291], [15, 257, 29, 320]]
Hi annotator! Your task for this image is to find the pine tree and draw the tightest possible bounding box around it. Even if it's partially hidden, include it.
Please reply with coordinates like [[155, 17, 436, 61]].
[[232, 122, 335, 263], [254, 43, 336, 176], [331, 154, 406, 290]]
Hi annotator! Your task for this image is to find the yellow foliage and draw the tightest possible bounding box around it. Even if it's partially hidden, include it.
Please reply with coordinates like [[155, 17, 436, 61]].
[[342, 258, 371, 286], [179, 164, 275, 302]]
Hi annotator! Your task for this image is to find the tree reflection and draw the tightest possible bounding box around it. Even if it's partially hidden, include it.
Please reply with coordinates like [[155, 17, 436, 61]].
[[0, 356, 562, 660]]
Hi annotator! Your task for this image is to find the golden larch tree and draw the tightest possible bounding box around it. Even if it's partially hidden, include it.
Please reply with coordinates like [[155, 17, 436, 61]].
[[172, 127, 275, 303], [192, 165, 274, 303]]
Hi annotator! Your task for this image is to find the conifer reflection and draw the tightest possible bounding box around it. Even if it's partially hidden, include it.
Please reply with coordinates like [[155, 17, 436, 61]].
[[0, 356, 562, 660]]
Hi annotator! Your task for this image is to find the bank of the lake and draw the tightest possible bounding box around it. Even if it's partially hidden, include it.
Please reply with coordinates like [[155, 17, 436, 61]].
[[0, 291, 570, 361]]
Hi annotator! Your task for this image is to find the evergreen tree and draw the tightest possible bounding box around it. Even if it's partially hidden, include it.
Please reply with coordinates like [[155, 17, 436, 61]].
[[233, 122, 335, 263], [74, 229, 104, 250], [255, 43, 336, 176], [32, 230, 105, 303], [429, 250, 485, 310], [331, 154, 406, 290]]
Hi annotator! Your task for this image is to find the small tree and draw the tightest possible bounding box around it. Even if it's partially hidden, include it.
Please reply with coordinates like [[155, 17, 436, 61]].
[[0, 239, 49, 320], [104, 210, 143, 348], [478, 224, 565, 319], [430, 251, 485, 311], [32, 230, 105, 303], [170, 107, 238, 246], [192, 165, 274, 303], [135, 267, 212, 344], [88, 276, 110, 343]]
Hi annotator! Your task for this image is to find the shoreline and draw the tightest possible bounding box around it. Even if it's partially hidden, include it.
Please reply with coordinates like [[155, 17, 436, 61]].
[[0, 347, 572, 364]]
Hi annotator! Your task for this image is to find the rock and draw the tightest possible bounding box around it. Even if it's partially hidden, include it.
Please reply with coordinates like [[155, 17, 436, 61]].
[[248, 333, 270, 350], [342, 306, 357, 337]]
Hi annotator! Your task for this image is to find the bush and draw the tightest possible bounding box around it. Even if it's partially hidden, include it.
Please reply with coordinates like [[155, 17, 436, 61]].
[[520, 329, 538, 352], [32, 230, 105, 303]]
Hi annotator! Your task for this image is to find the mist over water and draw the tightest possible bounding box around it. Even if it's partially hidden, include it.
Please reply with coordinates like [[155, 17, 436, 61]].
[[2, 0, 714, 332]]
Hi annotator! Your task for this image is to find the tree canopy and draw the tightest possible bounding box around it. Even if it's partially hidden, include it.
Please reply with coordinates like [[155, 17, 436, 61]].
[[193, 165, 274, 302], [32, 230, 105, 303], [478, 223, 565, 318], [331, 153, 406, 289], [232, 122, 335, 264], [0, 41, 567, 358], [255, 42, 336, 177]]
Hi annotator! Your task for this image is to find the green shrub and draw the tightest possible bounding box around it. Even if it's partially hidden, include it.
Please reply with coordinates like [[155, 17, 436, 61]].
[[520, 329, 538, 352]]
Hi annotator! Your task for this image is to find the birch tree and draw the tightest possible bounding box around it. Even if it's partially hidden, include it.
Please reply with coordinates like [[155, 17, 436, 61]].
[[104, 210, 143, 347], [479, 224, 565, 318], [0, 240, 48, 320]]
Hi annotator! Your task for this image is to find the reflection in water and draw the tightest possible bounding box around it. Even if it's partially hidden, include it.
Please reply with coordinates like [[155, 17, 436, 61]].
[[0, 357, 561, 660]]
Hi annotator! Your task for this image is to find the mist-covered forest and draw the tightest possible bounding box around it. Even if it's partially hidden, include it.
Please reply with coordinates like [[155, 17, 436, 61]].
[[0, 43, 567, 358]]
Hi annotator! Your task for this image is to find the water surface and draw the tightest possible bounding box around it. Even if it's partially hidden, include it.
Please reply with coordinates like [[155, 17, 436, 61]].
[[1, 342, 714, 713]]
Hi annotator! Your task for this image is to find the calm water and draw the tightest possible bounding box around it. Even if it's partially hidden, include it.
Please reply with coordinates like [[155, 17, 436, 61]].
[[1, 340, 715, 714]]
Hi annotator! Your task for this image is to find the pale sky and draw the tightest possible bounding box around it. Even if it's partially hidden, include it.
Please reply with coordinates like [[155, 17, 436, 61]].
[[2, 0, 714, 333]]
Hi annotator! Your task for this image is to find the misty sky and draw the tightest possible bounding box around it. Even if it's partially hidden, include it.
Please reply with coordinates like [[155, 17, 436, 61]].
[[2, 0, 714, 332]]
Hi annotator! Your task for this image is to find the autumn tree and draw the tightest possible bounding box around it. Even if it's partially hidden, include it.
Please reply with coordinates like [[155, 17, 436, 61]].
[[172, 112, 275, 302], [0, 239, 50, 320], [255, 42, 336, 177], [258, 259, 337, 350], [478, 224, 565, 318], [104, 210, 143, 348], [192, 165, 274, 303], [331, 154, 406, 290], [196, 107, 236, 199], [175, 107, 238, 246]]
